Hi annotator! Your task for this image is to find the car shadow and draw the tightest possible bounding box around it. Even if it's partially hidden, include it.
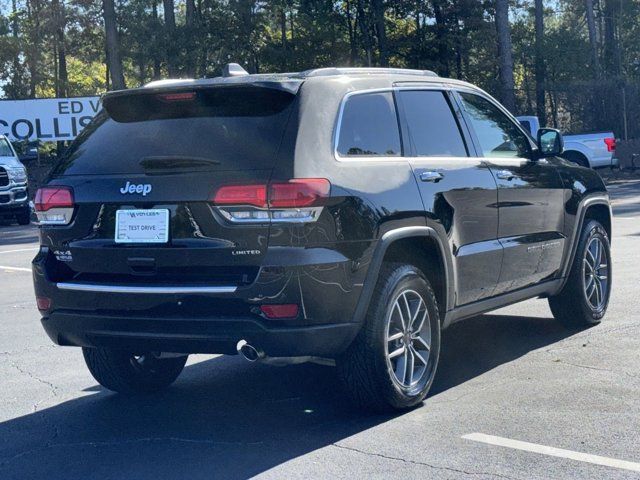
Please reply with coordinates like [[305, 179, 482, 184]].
[[0, 313, 578, 480]]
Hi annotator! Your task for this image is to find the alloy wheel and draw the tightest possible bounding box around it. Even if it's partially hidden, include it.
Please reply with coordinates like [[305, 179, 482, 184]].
[[583, 237, 609, 310], [385, 289, 432, 390]]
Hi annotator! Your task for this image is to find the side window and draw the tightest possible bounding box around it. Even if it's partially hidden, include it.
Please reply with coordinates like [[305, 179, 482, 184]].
[[0, 138, 15, 157], [337, 92, 401, 157], [398, 90, 468, 157], [458, 92, 531, 158]]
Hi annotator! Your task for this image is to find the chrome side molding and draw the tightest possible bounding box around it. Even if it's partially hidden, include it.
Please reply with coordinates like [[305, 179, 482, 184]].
[[56, 283, 237, 294]]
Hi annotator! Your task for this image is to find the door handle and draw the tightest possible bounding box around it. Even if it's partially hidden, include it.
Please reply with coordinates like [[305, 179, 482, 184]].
[[419, 171, 444, 183], [495, 170, 518, 181]]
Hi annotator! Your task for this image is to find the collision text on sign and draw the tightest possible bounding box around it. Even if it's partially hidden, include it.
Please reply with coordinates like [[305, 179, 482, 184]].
[[0, 96, 101, 141]]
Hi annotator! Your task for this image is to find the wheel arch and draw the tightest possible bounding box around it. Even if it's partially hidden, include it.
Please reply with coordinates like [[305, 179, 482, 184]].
[[555, 194, 611, 293], [584, 203, 612, 240], [562, 147, 591, 167], [352, 227, 453, 326]]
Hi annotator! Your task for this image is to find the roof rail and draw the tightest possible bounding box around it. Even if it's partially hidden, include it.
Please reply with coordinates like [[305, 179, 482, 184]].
[[303, 67, 438, 78]]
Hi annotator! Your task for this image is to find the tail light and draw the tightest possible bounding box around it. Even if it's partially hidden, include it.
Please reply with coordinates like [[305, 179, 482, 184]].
[[34, 186, 75, 225], [604, 137, 616, 152], [212, 179, 330, 223]]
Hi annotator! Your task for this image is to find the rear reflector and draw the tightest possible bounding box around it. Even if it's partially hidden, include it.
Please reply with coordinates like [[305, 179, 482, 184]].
[[604, 137, 616, 152], [34, 187, 74, 212], [260, 304, 299, 319], [36, 297, 51, 311]]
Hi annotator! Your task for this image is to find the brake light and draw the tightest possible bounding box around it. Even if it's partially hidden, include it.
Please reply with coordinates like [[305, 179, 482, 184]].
[[35, 187, 74, 211], [157, 92, 196, 102], [213, 185, 268, 207], [34, 186, 75, 225], [604, 137, 616, 152], [212, 179, 330, 223]]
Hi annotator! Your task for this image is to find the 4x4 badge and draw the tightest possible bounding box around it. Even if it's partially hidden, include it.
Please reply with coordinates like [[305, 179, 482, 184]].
[[120, 181, 152, 196]]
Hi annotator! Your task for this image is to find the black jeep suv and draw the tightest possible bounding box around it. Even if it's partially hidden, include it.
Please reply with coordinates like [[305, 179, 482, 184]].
[[32, 67, 612, 411]]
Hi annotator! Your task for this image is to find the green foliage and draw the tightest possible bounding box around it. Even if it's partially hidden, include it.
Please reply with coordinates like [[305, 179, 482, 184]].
[[1, 0, 639, 137]]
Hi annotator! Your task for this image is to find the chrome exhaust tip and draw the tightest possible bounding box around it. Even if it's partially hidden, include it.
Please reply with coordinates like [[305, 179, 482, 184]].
[[236, 340, 264, 362]]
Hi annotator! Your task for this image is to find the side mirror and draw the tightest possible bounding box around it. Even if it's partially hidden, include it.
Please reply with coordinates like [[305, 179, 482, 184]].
[[537, 128, 563, 158]]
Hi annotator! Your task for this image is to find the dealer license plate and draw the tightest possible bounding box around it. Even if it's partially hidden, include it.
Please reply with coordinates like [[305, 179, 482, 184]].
[[115, 209, 169, 244]]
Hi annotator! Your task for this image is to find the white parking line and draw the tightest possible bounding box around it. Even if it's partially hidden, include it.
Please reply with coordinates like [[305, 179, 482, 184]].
[[0, 247, 38, 254], [463, 433, 640, 473], [0, 265, 31, 272]]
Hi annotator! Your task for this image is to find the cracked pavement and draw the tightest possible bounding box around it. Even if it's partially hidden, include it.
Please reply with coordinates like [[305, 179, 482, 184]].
[[0, 182, 639, 480]]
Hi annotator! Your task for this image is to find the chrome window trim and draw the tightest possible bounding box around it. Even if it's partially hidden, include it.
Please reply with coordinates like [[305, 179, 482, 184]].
[[56, 283, 238, 294]]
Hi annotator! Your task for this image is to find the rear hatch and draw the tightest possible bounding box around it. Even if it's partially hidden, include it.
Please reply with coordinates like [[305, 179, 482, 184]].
[[42, 84, 299, 288]]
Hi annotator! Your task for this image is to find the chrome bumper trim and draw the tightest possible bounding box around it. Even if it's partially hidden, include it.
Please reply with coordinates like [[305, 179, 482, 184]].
[[56, 283, 237, 294]]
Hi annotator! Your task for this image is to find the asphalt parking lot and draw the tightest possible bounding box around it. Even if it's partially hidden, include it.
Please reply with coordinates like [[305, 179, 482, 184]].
[[0, 181, 639, 480]]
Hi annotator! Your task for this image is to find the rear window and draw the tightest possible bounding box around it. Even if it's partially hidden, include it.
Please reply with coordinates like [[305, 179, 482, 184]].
[[52, 87, 296, 176], [336, 92, 401, 157]]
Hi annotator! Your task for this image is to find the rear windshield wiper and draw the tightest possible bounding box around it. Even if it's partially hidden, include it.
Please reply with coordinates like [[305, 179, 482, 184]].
[[139, 155, 221, 169]]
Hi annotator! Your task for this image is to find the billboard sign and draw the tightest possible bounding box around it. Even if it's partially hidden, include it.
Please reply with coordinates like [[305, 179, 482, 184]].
[[0, 96, 101, 142]]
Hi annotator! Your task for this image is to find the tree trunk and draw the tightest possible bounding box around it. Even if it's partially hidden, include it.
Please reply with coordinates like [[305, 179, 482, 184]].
[[10, 0, 28, 98], [26, 0, 43, 98], [585, 0, 600, 78], [163, 0, 178, 76], [102, 0, 126, 90], [345, 0, 357, 65], [280, 8, 287, 70], [52, 0, 68, 97], [432, 0, 450, 76], [372, 0, 387, 66], [356, 0, 373, 67], [494, 0, 516, 112], [186, 0, 196, 25], [602, 0, 619, 76], [185, 0, 197, 76], [534, 0, 546, 126], [152, 1, 162, 79], [453, 11, 462, 79]]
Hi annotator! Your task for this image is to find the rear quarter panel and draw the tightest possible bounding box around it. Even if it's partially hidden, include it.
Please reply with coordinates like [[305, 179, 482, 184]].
[[267, 77, 428, 326]]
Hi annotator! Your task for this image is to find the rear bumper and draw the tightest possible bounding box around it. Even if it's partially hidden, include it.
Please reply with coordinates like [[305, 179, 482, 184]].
[[32, 244, 369, 357], [41, 311, 360, 357]]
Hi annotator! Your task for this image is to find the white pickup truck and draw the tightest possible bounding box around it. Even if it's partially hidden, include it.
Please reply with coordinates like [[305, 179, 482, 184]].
[[0, 135, 30, 225], [517, 116, 618, 169]]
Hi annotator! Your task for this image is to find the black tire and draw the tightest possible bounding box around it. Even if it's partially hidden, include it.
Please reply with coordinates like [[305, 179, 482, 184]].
[[549, 220, 611, 328], [337, 263, 441, 412], [82, 347, 187, 394], [562, 151, 589, 168], [16, 207, 30, 226]]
